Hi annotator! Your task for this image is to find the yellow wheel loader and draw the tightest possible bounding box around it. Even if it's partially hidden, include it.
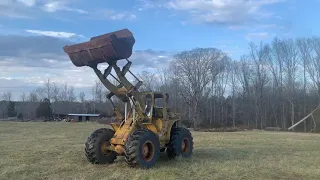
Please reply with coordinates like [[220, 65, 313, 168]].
[[63, 28, 193, 168]]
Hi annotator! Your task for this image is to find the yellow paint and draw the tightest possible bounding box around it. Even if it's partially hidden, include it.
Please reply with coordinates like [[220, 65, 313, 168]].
[[110, 137, 124, 145], [142, 123, 158, 134], [111, 123, 130, 145], [154, 119, 162, 131], [110, 123, 119, 132], [114, 144, 125, 155]]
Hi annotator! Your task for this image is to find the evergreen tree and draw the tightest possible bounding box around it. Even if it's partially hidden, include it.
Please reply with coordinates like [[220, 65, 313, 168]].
[[36, 98, 53, 121], [7, 101, 17, 117], [17, 113, 23, 119]]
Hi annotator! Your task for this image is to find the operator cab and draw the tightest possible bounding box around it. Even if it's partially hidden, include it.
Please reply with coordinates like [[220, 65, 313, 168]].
[[144, 94, 153, 117], [142, 92, 169, 120]]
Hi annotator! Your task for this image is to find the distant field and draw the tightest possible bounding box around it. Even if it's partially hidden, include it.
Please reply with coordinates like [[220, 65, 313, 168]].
[[1, 122, 320, 180]]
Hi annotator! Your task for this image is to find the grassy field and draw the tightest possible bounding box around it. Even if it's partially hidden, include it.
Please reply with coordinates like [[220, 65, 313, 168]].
[[1, 122, 320, 180]]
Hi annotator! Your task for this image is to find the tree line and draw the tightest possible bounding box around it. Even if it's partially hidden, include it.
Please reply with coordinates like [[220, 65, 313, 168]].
[[0, 80, 113, 120], [137, 37, 320, 132], [1, 36, 320, 132]]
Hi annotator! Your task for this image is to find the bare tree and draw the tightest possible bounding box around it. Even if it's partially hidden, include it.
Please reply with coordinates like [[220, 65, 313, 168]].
[[307, 37, 320, 103], [79, 92, 86, 103], [79, 91, 86, 113], [156, 68, 170, 92], [297, 37, 313, 131], [95, 80, 104, 103], [211, 59, 231, 126], [44, 79, 51, 101], [67, 86, 76, 102], [236, 55, 253, 127], [35, 87, 46, 101], [51, 83, 60, 102], [2, 91, 12, 101], [267, 39, 282, 127], [91, 83, 97, 113], [102, 89, 109, 103], [230, 60, 238, 127], [17, 92, 27, 118], [59, 83, 68, 102], [282, 39, 299, 130], [20, 92, 26, 102], [249, 42, 270, 129], [138, 70, 157, 91], [28, 90, 38, 102], [271, 37, 286, 128], [170, 48, 228, 127]]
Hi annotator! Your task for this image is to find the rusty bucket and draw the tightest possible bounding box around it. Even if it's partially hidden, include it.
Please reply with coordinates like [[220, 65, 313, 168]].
[[63, 28, 135, 67]]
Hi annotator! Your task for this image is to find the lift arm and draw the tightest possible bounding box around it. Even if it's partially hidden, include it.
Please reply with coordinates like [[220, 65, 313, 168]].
[[63, 28, 146, 121]]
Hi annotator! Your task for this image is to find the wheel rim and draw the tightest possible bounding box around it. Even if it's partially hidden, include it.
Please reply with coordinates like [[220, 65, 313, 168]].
[[141, 140, 155, 162], [181, 138, 190, 153], [101, 141, 112, 155]]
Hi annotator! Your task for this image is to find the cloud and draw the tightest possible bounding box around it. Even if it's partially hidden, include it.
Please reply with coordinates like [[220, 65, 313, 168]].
[[0, 35, 69, 56], [0, 35, 74, 95], [256, 24, 277, 29], [42, 1, 88, 14], [0, 35, 172, 100], [228, 23, 278, 31], [16, 0, 36, 7], [136, 0, 167, 10], [1, 1, 134, 23], [247, 32, 270, 38], [25, 29, 80, 39], [0, 10, 31, 19], [245, 32, 276, 41], [0, 0, 35, 18], [138, 0, 286, 25], [0, 0, 35, 7], [108, 13, 136, 21], [0, 78, 43, 98], [247, 32, 269, 38], [130, 49, 174, 68], [227, 25, 248, 30], [0, 0, 87, 19], [93, 9, 137, 21]]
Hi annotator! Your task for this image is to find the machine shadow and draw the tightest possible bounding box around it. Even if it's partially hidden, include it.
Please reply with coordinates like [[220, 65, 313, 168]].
[[80, 147, 252, 170], [144, 147, 252, 168], [80, 146, 253, 169]]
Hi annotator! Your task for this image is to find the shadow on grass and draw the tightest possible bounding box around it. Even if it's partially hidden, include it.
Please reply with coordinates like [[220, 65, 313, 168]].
[[168, 147, 251, 161], [148, 147, 253, 169], [151, 147, 252, 168], [78, 147, 253, 169], [194, 147, 253, 161]]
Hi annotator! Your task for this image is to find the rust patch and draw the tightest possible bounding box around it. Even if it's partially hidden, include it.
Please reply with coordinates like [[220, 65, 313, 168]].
[[63, 28, 135, 67]]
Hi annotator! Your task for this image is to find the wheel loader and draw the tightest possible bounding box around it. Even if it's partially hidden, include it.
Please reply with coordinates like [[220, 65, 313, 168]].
[[63, 28, 193, 168]]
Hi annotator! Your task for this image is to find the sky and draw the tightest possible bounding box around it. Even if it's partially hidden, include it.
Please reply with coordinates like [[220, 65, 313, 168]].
[[0, 0, 319, 100]]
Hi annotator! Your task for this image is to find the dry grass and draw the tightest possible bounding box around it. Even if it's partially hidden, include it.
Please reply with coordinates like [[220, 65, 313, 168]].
[[1, 122, 320, 180]]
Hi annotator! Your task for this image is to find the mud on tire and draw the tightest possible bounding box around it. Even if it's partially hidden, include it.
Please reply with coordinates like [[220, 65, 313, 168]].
[[166, 127, 193, 159], [85, 128, 117, 164], [124, 129, 160, 168]]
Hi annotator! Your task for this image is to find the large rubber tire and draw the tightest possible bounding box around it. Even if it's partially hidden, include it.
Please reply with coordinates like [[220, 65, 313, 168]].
[[166, 127, 193, 159], [124, 129, 160, 168], [85, 128, 117, 164]]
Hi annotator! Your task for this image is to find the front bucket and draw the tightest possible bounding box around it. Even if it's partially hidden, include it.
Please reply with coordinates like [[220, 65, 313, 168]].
[[63, 28, 135, 67]]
